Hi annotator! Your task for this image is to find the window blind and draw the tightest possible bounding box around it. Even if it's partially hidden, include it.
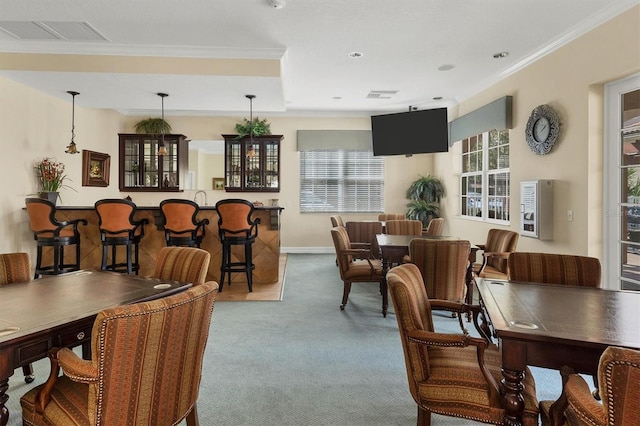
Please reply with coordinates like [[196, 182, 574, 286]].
[[300, 149, 384, 213]]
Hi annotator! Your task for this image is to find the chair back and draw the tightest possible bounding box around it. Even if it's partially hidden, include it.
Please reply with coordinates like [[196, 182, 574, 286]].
[[160, 199, 201, 234], [565, 347, 640, 426], [386, 263, 435, 397], [409, 239, 470, 301], [484, 229, 519, 272], [378, 213, 405, 221], [95, 199, 140, 236], [0, 253, 31, 285], [424, 218, 444, 236], [89, 281, 218, 425], [153, 247, 210, 286], [345, 221, 383, 259], [330, 215, 344, 228], [25, 198, 58, 234], [508, 252, 601, 287], [331, 226, 353, 278], [385, 220, 422, 236], [216, 199, 259, 238]]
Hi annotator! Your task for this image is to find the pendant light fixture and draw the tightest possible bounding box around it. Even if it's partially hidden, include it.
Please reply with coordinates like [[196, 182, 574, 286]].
[[65, 91, 80, 154], [158, 92, 169, 156], [246, 94, 256, 158]]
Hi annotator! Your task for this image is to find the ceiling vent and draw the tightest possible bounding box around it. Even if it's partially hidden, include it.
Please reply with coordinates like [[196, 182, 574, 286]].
[[0, 21, 108, 41], [367, 90, 398, 99]]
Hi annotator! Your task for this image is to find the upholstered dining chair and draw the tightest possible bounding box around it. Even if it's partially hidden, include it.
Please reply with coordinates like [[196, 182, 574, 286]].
[[423, 217, 444, 236], [330, 215, 345, 228], [409, 238, 470, 302], [378, 213, 406, 221], [564, 346, 640, 426], [152, 246, 211, 286], [507, 252, 602, 288], [159, 199, 210, 248], [473, 228, 519, 280], [0, 252, 36, 383], [385, 219, 423, 236], [330, 226, 384, 313], [216, 199, 260, 292], [386, 263, 540, 426], [21, 281, 218, 426], [345, 221, 383, 259], [25, 198, 87, 278]]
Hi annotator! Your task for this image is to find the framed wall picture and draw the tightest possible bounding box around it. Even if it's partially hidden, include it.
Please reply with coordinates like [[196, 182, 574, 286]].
[[212, 177, 225, 190], [82, 150, 110, 187]]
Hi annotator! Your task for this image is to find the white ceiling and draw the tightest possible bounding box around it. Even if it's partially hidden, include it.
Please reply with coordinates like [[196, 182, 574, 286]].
[[0, 0, 636, 117]]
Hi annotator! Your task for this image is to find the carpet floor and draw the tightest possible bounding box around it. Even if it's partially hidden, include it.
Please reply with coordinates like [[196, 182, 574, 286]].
[[5, 254, 579, 425]]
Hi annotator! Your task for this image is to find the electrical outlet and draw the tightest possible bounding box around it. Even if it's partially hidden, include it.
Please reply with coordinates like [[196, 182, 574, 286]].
[[567, 210, 573, 222]]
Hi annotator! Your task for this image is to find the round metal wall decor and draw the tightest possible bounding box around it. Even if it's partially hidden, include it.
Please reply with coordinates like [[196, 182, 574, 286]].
[[525, 104, 560, 155]]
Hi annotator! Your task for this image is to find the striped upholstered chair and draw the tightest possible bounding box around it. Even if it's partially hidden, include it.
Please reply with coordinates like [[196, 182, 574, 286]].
[[473, 228, 519, 280], [423, 217, 444, 236], [21, 281, 218, 426], [152, 246, 211, 286], [507, 252, 601, 288], [386, 263, 540, 426], [345, 221, 383, 259], [0, 252, 37, 383], [385, 219, 423, 236], [330, 215, 344, 228], [564, 347, 640, 426], [408, 239, 470, 302]]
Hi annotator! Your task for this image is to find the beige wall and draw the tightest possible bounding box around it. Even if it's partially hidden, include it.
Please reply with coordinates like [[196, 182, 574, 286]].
[[2, 5, 638, 259]]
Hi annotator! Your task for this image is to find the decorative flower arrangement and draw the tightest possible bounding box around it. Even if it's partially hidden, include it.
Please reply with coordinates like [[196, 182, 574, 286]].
[[35, 157, 74, 193]]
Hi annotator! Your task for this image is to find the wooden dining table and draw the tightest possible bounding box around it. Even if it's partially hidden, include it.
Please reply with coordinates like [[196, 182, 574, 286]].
[[0, 270, 192, 425], [476, 278, 640, 426]]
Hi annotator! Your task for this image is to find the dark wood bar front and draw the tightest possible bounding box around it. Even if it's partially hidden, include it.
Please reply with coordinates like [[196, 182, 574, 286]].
[[35, 206, 284, 284]]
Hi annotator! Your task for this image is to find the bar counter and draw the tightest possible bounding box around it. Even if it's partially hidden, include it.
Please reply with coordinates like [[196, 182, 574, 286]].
[[46, 205, 284, 284]]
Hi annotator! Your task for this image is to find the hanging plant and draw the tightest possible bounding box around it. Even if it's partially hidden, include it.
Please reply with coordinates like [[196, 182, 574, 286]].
[[134, 118, 172, 135], [235, 117, 271, 139]]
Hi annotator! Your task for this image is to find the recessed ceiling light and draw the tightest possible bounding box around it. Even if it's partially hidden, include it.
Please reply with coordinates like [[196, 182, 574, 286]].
[[493, 51, 509, 59], [333, 96, 342, 100], [348, 51, 364, 59], [438, 64, 455, 71]]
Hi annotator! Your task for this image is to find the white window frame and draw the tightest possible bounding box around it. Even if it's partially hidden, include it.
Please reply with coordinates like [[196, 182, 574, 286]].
[[299, 148, 384, 213], [459, 129, 510, 223], [603, 73, 640, 291]]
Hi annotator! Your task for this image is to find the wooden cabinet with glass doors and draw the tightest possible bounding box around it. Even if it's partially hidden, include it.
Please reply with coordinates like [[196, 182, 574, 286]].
[[118, 133, 189, 192], [222, 134, 282, 192]]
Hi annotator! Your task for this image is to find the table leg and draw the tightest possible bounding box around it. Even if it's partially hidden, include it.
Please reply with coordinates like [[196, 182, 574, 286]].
[[0, 377, 8, 426], [381, 255, 390, 317], [501, 367, 526, 426], [465, 247, 479, 321]]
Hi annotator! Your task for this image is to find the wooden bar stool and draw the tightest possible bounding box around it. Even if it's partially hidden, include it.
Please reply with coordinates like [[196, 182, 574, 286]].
[[159, 199, 209, 248], [216, 199, 260, 292], [95, 199, 148, 275], [25, 198, 87, 279]]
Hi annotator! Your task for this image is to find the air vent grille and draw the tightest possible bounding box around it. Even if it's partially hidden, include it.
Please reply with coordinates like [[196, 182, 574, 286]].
[[0, 21, 108, 41], [367, 90, 398, 99]]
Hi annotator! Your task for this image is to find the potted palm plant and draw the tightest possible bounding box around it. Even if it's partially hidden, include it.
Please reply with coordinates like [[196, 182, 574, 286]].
[[406, 174, 445, 228], [134, 118, 172, 135], [234, 117, 271, 138]]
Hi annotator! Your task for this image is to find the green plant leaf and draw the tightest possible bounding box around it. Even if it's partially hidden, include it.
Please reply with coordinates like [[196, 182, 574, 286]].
[[134, 118, 172, 135]]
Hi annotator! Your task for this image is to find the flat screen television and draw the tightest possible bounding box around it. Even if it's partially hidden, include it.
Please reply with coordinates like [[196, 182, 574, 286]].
[[370, 108, 449, 156]]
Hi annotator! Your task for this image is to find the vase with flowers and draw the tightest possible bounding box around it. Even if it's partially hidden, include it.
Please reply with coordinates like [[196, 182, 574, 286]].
[[35, 157, 75, 204]]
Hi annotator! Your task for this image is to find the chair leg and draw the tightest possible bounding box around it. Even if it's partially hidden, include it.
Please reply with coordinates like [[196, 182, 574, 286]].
[[22, 364, 35, 384], [245, 243, 253, 292], [134, 240, 140, 275], [417, 406, 431, 426], [340, 282, 352, 310], [219, 244, 227, 292], [75, 240, 81, 270], [101, 243, 108, 271], [111, 244, 117, 271], [55, 245, 62, 275], [186, 403, 199, 426], [126, 241, 133, 275], [35, 245, 44, 278]]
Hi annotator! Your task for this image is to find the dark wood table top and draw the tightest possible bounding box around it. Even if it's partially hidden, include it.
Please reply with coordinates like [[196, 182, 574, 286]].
[[375, 234, 457, 247], [0, 270, 191, 346], [477, 278, 640, 350]]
